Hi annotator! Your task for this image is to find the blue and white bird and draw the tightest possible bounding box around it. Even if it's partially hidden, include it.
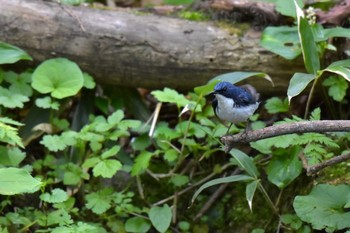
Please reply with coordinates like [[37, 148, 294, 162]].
[[212, 81, 260, 132]]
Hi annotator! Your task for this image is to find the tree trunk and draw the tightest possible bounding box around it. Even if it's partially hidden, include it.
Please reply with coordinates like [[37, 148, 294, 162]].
[[0, 0, 306, 93]]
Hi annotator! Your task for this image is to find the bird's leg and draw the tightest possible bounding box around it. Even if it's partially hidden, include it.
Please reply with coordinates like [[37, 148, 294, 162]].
[[226, 123, 233, 135]]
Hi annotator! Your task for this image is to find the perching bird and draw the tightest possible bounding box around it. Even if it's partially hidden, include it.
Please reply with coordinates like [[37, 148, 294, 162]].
[[211, 81, 260, 133]]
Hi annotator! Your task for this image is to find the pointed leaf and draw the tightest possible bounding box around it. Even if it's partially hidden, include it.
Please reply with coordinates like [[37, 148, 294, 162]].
[[209, 72, 274, 86], [191, 175, 254, 203], [0, 41, 32, 64], [246, 180, 259, 211], [295, 0, 320, 74], [230, 149, 259, 178], [287, 73, 316, 102], [324, 66, 350, 82]]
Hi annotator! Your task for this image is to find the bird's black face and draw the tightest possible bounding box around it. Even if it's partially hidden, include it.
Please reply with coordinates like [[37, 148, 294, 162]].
[[213, 81, 232, 96]]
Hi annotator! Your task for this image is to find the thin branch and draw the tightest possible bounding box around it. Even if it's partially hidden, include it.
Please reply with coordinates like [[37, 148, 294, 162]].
[[221, 120, 350, 153], [307, 152, 350, 175]]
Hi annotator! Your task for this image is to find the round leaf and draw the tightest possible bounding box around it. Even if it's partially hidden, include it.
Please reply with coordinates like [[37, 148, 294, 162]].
[[149, 204, 172, 233], [32, 58, 84, 99]]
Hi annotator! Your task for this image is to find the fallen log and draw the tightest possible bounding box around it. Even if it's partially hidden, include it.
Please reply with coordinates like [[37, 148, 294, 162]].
[[0, 0, 306, 93]]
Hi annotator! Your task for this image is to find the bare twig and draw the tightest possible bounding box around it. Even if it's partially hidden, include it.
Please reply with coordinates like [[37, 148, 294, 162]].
[[221, 120, 350, 153], [306, 152, 350, 175]]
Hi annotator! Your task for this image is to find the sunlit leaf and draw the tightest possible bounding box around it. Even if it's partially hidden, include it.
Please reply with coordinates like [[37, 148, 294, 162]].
[[0, 168, 42, 195], [85, 188, 113, 214], [32, 58, 84, 99], [92, 159, 122, 178], [40, 188, 69, 203], [151, 88, 190, 107], [0, 41, 32, 64], [265, 97, 289, 114], [131, 151, 153, 176]]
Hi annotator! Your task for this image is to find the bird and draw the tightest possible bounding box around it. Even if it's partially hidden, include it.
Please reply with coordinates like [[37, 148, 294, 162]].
[[211, 81, 260, 133]]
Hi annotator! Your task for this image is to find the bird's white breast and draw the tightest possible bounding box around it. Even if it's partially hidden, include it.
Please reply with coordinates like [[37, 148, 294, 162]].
[[214, 94, 259, 124]]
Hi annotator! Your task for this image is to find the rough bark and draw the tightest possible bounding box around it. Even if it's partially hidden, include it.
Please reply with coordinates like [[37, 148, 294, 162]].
[[0, 0, 306, 93]]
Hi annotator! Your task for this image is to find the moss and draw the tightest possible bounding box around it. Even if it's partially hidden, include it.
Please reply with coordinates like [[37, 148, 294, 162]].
[[215, 21, 250, 36]]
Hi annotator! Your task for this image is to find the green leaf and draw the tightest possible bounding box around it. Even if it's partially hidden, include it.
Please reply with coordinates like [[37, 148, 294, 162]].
[[246, 180, 259, 211], [0, 167, 42, 195], [131, 151, 153, 176], [324, 27, 350, 39], [0, 41, 32, 64], [164, 149, 179, 162], [125, 217, 151, 233], [83, 72, 96, 89], [209, 71, 274, 87], [32, 58, 84, 99], [151, 88, 190, 107], [295, 1, 320, 74], [323, 64, 350, 83], [40, 135, 67, 152], [275, 0, 304, 18], [101, 146, 120, 159], [230, 149, 259, 178], [170, 174, 189, 187], [294, 184, 350, 231], [149, 204, 172, 233], [194, 81, 219, 96], [267, 146, 302, 189], [35, 96, 60, 110], [0, 146, 26, 166], [131, 134, 152, 151], [322, 75, 348, 102], [310, 107, 321, 120], [92, 159, 122, 178], [287, 73, 316, 102], [0, 87, 29, 108], [280, 214, 303, 230], [40, 188, 69, 203], [107, 110, 124, 125], [265, 97, 289, 114], [62, 162, 88, 185], [260, 26, 301, 59], [85, 188, 113, 214], [191, 175, 254, 203]]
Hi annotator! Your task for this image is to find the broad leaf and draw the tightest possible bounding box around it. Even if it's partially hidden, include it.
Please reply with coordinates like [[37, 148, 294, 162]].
[[85, 188, 113, 214], [322, 75, 348, 102], [261, 26, 301, 59], [40, 188, 68, 203], [149, 204, 172, 233], [287, 73, 316, 102], [209, 72, 274, 87], [264, 97, 289, 114], [125, 217, 151, 233], [92, 159, 122, 178], [32, 58, 84, 99], [294, 184, 350, 232], [324, 27, 350, 39], [191, 175, 254, 203], [0, 41, 32, 64], [151, 88, 190, 107], [323, 65, 350, 83], [0, 87, 29, 108], [0, 146, 25, 166], [0, 167, 42, 195], [275, 0, 304, 18], [267, 146, 302, 189]]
